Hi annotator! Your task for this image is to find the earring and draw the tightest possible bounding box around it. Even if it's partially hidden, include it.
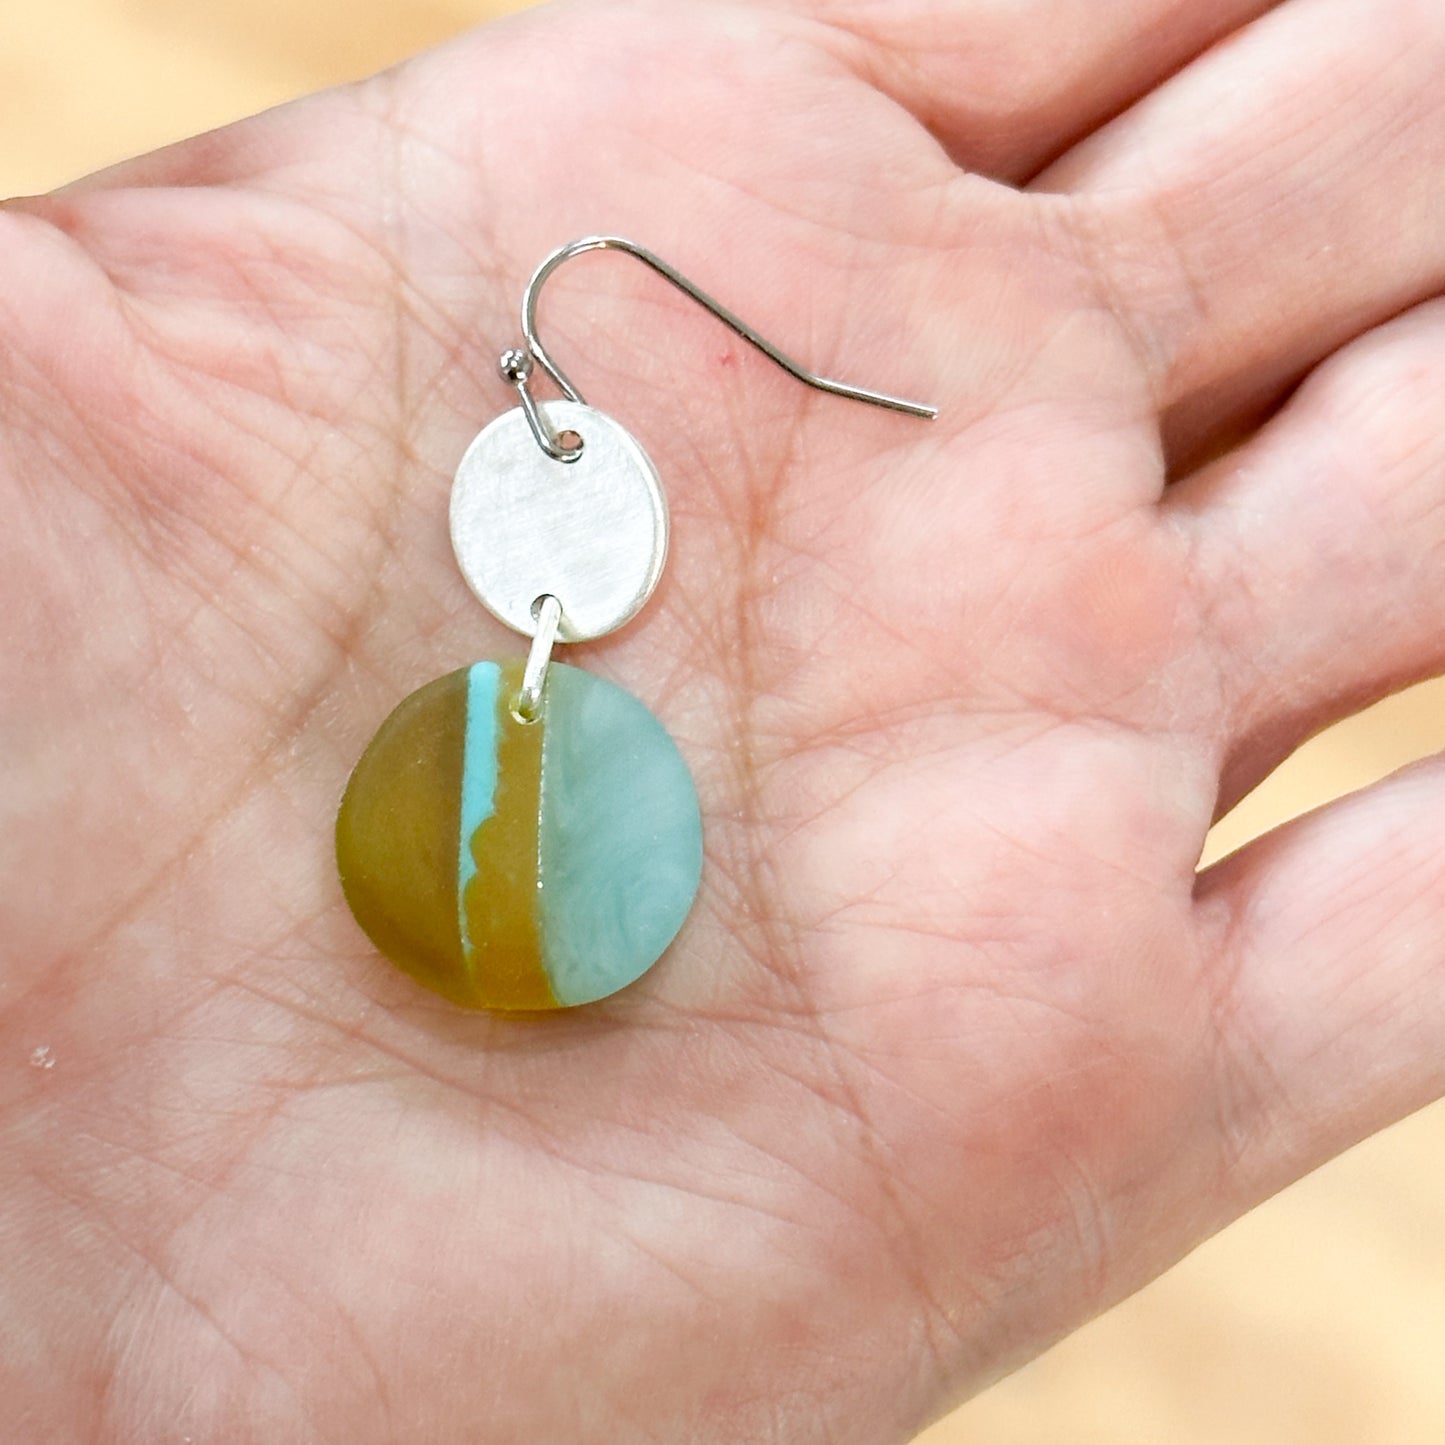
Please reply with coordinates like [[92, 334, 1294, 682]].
[[335, 237, 937, 1011]]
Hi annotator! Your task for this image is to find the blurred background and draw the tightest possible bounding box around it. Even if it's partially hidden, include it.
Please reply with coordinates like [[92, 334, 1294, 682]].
[[4, 1, 1442, 1440]]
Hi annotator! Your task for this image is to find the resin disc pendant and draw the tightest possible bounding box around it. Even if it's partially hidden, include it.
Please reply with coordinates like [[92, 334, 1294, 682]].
[[336, 661, 703, 1010]]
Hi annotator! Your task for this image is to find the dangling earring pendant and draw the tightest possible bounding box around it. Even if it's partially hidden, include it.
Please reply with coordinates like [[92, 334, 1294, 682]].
[[336, 236, 936, 1011]]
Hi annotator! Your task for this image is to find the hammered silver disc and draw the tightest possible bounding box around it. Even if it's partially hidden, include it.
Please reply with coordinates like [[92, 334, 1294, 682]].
[[450, 400, 668, 643]]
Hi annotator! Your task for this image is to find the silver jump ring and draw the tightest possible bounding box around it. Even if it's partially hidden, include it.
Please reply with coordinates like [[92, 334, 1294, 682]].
[[514, 594, 563, 721]]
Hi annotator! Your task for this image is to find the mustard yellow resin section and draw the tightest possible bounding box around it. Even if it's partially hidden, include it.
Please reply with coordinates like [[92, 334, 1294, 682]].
[[458, 661, 554, 1010], [335, 670, 469, 1002], [335, 664, 555, 1010]]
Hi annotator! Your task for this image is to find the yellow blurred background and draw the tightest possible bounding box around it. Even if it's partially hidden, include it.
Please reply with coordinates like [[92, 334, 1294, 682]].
[[4, 1, 1442, 1440]]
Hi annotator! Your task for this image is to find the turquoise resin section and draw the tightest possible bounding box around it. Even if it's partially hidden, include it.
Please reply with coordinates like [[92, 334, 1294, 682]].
[[457, 662, 501, 953], [538, 665, 703, 1006]]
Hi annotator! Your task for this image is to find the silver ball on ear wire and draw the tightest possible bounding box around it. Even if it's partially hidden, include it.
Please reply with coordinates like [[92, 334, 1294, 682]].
[[498, 348, 534, 386]]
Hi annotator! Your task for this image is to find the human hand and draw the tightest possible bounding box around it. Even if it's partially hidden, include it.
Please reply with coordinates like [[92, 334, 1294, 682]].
[[3, 0, 1443, 1439]]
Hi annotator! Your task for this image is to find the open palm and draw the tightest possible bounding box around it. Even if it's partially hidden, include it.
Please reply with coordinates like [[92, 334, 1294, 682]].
[[4, 1, 1444, 1440]]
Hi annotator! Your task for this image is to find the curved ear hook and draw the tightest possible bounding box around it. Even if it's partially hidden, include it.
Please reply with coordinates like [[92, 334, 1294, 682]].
[[496, 235, 937, 462]]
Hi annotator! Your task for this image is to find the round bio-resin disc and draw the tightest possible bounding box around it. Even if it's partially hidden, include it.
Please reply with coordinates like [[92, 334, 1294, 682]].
[[336, 662, 702, 1010]]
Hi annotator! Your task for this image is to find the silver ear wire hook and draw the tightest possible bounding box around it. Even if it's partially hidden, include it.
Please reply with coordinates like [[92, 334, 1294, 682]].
[[496, 235, 938, 462]]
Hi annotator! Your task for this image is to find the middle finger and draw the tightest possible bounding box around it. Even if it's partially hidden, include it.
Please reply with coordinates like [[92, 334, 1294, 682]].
[[1041, 0, 1445, 473]]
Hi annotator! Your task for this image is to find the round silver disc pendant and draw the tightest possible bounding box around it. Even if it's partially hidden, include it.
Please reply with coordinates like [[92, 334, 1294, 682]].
[[450, 400, 668, 643]]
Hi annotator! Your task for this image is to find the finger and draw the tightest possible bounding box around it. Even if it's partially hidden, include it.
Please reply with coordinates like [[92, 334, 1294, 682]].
[[804, 0, 1280, 181], [1169, 298, 1445, 814], [1194, 754, 1445, 1211], [1049, 0, 1445, 470]]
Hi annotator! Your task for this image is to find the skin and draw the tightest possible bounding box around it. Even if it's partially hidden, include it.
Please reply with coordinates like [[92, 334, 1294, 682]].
[[2, 0, 1443, 1439]]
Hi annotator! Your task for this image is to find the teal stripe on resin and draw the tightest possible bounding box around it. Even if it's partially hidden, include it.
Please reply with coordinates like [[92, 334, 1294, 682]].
[[457, 661, 501, 952], [537, 665, 703, 1007]]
